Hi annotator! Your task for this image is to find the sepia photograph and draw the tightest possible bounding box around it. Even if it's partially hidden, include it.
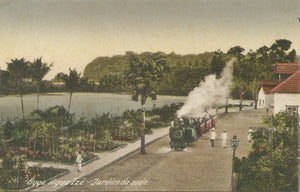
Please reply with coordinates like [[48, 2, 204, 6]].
[[0, 0, 299, 191]]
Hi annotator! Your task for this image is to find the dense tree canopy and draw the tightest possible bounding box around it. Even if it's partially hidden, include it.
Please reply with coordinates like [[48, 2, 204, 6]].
[[0, 39, 298, 102]]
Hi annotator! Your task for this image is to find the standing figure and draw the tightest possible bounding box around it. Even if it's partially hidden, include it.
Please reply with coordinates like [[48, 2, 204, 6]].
[[210, 128, 217, 148], [76, 151, 83, 172], [220, 129, 228, 148], [248, 127, 253, 143]]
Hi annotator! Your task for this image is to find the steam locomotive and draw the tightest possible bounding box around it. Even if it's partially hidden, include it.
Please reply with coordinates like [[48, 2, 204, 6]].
[[169, 116, 216, 151]]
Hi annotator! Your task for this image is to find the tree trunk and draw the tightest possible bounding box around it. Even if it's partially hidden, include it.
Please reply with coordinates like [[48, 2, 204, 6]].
[[33, 132, 37, 160], [239, 100, 242, 111], [254, 98, 258, 109], [93, 129, 96, 152], [52, 139, 55, 154], [43, 136, 45, 153], [239, 88, 243, 111], [37, 82, 40, 110], [49, 139, 51, 153], [140, 103, 146, 154], [225, 105, 228, 113], [68, 92, 73, 112], [20, 91, 25, 122], [225, 98, 229, 113], [239, 88, 247, 111]]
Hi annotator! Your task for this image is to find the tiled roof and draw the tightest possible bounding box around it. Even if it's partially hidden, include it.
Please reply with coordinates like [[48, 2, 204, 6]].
[[259, 81, 277, 94], [276, 63, 300, 74], [271, 69, 300, 93], [260, 81, 277, 86]]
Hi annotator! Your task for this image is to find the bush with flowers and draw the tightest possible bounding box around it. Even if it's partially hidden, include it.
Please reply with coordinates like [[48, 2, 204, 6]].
[[0, 153, 67, 190]]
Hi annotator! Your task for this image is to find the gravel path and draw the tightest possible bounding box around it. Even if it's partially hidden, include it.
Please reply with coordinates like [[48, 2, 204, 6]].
[[65, 108, 269, 192]]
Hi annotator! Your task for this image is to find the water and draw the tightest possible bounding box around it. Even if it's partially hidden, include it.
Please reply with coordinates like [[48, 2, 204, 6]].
[[0, 93, 185, 120]]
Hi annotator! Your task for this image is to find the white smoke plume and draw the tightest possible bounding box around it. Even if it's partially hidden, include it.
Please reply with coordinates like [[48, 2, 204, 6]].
[[177, 58, 235, 118]]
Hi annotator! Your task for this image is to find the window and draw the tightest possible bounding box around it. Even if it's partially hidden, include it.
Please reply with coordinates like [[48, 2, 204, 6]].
[[286, 105, 298, 116]]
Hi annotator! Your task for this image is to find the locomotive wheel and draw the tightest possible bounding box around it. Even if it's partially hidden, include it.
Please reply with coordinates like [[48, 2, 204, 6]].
[[172, 129, 183, 139]]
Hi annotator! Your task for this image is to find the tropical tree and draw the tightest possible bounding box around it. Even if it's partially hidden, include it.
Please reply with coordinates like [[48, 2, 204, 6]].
[[0, 70, 10, 95], [227, 46, 249, 111], [90, 113, 113, 151], [269, 39, 296, 64], [125, 51, 169, 154], [63, 68, 81, 112], [27, 111, 46, 160], [210, 50, 225, 79], [29, 57, 53, 109], [249, 79, 260, 109], [43, 105, 73, 153], [6, 58, 30, 122], [54, 72, 67, 82]]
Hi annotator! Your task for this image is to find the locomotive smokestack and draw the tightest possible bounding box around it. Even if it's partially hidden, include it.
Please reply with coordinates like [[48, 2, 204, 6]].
[[177, 58, 235, 118]]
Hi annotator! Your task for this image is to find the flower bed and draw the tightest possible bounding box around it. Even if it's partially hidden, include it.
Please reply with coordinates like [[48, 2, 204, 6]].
[[16, 147, 97, 164], [112, 135, 135, 141], [0, 165, 68, 190], [79, 142, 127, 152]]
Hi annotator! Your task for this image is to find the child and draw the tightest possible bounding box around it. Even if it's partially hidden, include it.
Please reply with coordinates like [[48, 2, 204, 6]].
[[75, 151, 83, 172]]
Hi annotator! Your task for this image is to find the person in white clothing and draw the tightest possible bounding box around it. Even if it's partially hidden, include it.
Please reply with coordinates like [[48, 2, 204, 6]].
[[210, 128, 217, 148], [75, 151, 83, 172], [248, 127, 253, 143], [220, 129, 228, 148]]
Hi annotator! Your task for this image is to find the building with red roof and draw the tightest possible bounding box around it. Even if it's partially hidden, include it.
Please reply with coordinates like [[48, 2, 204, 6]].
[[276, 63, 300, 83], [271, 69, 300, 115], [257, 81, 277, 108]]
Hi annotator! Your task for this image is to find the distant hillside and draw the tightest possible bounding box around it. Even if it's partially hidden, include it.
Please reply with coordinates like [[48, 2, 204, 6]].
[[84, 55, 128, 82], [83, 52, 214, 82]]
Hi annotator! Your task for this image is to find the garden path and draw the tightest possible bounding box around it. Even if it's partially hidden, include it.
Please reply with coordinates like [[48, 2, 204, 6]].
[[32, 126, 169, 191]]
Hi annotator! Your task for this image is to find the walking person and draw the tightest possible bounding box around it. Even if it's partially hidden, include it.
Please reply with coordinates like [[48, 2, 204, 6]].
[[220, 129, 228, 148], [210, 128, 217, 148], [75, 151, 83, 172]]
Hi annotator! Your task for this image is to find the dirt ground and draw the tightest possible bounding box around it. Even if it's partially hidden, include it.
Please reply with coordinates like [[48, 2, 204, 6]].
[[64, 108, 269, 192]]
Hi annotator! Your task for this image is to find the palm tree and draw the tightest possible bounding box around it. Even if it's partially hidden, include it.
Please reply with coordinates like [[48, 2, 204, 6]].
[[125, 52, 169, 154], [6, 58, 30, 122], [30, 57, 53, 109], [63, 68, 81, 112]]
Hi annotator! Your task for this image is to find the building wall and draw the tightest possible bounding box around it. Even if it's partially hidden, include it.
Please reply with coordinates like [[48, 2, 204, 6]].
[[273, 93, 300, 114], [265, 93, 274, 107], [257, 88, 266, 108], [258, 88, 274, 108]]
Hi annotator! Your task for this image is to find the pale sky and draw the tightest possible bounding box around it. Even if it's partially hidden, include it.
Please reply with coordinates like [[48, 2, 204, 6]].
[[0, 0, 299, 80]]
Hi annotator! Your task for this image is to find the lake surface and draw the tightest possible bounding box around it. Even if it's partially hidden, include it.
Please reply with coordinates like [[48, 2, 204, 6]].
[[0, 93, 185, 120]]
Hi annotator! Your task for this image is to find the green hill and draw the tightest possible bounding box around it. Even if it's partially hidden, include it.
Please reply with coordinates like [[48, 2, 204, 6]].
[[83, 55, 128, 82], [83, 52, 214, 82]]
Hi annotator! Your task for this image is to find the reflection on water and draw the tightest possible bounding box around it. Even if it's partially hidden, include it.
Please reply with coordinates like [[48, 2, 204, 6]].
[[0, 93, 185, 120]]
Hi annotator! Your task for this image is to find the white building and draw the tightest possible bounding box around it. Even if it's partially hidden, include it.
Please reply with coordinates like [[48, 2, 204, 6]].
[[271, 69, 300, 115], [257, 81, 277, 108]]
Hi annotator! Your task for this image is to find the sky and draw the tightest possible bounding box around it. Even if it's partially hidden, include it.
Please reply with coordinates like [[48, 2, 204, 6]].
[[0, 0, 299, 80]]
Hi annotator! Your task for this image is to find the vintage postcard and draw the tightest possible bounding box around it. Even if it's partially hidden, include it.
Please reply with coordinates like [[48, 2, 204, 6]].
[[0, 0, 299, 191]]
